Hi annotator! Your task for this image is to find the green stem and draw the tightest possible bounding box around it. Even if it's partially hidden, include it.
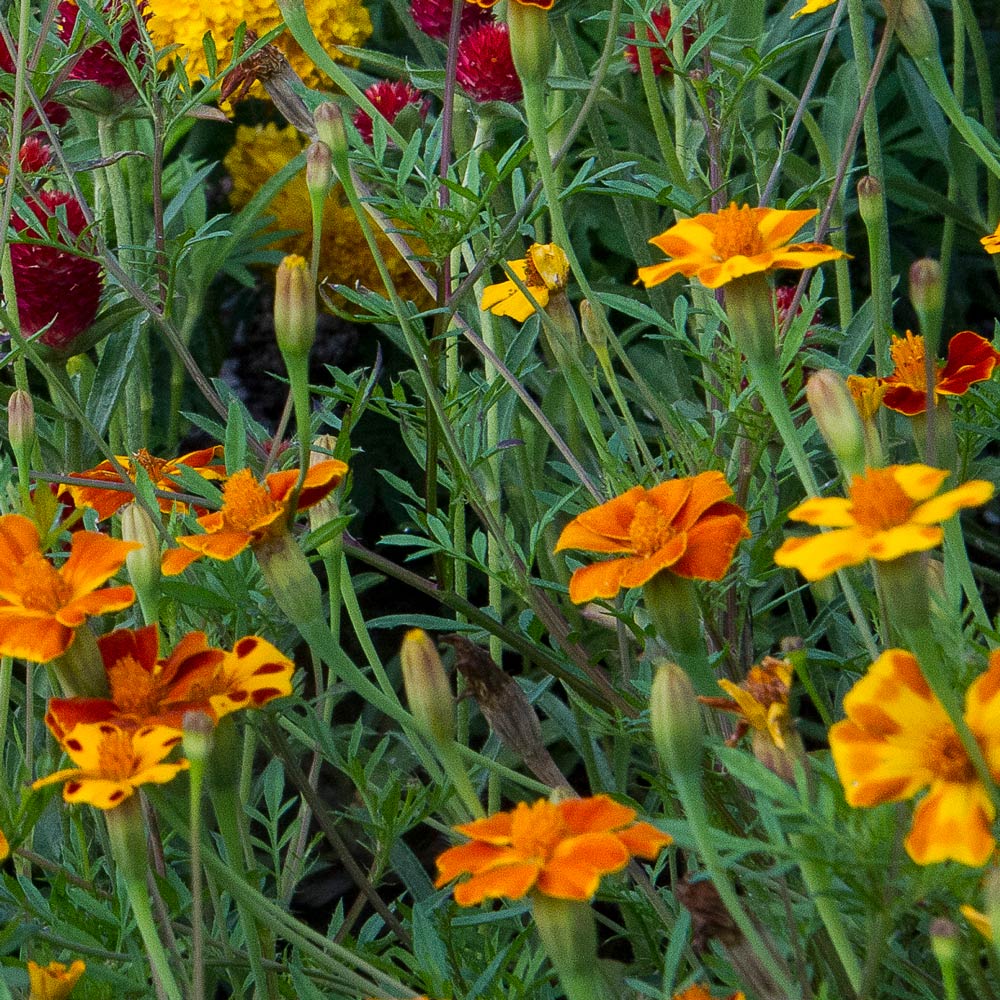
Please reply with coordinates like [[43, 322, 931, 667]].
[[942, 517, 991, 634], [531, 895, 603, 1000], [188, 752, 206, 1000]]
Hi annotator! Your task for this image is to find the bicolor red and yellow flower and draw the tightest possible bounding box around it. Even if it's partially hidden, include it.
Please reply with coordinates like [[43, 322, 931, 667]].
[[69, 445, 226, 520], [774, 464, 993, 582], [829, 648, 1000, 866], [636, 203, 848, 290], [0, 514, 137, 663], [162, 459, 347, 574], [45, 625, 295, 735], [33, 721, 189, 810], [878, 330, 1000, 415], [26, 958, 86, 999], [554, 472, 750, 603], [435, 795, 670, 904], [481, 243, 570, 322]]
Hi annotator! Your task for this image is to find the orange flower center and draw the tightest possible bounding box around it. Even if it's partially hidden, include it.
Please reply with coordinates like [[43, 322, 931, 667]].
[[925, 724, 975, 784], [14, 551, 72, 612], [889, 331, 937, 391], [134, 448, 169, 483], [107, 655, 163, 717], [711, 204, 765, 260], [848, 469, 915, 534], [221, 469, 282, 532], [96, 729, 139, 780], [628, 499, 678, 556], [510, 800, 567, 860]]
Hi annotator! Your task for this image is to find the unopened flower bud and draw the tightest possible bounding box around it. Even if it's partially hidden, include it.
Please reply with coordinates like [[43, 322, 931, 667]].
[[121, 502, 161, 619], [929, 917, 959, 989], [909, 257, 943, 351], [314, 102, 348, 160], [401, 629, 455, 745], [274, 254, 316, 358], [506, 0, 551, 88], [857, 175, 884, 227], [7, 389, 35, 457], [182, 710, 216, 764], [883, 0, 938, 59], [306, 141, 333, 199], [579, 300, 606, 357], [650, 660, 703, 784], [806, 370, 866, 478]]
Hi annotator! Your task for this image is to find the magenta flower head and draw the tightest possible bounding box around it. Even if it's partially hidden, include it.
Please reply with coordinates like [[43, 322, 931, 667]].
[[57, 0, 147, 95], [9, 191, 104, 356], [410, 0, 490, 40], [456, 21, 521, 103], [623, 6, 694, 77], [18, 137, 53, 173], [353, 80, 429, 144]]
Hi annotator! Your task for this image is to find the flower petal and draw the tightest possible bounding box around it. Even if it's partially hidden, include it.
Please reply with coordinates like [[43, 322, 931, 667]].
[[671, 512, 750, 580], [453, 860, 541, 905], [785, 496, 856, 527], [937, 331, 1000, 395], [61, 531, 140, 597], [435, 841, 512, 885], [0, 606, 73, 662], [773, 528, 869, 580], [56, 586, 137, 627], [911, 480, 994, 525], [557, 794, 636, 834], [864, 524, 942, 561], [890, 464, 950, 503], [453, 810, 515, 844], [905, 781, 995, 866], [555, 487, 646, 551], [615, 821, 672, 859], [567, 558, 632, 603]]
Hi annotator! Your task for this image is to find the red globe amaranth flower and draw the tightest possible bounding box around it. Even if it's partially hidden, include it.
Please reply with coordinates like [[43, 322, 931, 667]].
[[775, 283, 822, 329], [624, 7, 694, 77], [18, 136, 53, 173], [456, 22, 521, 103], [353, 80, 429, 144], [0, 37, 69, 128], [57, 0, 146, 93], [10, 191, 103, 352], [411, 0, 490, 40]]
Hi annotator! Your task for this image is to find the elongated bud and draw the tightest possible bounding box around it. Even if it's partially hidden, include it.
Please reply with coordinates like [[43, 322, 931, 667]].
[[883, 0, 938, 59], [579, 300, 606, 356], [909, 257, 943, 352], [650, 660, 703, 784], [182, 710, 215, 764], [857, 175, 884, 227], [274, 254, 316, 358], [121, 502, 161, 623], [806, 370, 866, 478], [315, 102, 348, 161], [8, 389, 35, 456], [401, 629, 455, 744], [506, 1, 550, 88], [306, 141, 333, 199], [929, 918, 959, 993]]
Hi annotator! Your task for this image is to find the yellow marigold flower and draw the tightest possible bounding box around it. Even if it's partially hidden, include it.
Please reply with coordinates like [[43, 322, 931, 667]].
[[480, 243, 570, 322], [435, 795, 671, 905], [33, 722, 188, 809], [27, 959, 85, 999], [701, 656, 794, 751], [637, 203, 849, 290], [0, 827, 8, 862], [0, 514, 138, 663], [981, 221, 1000, 254], [223, 123, 424, 303], [773, 464, 993, 582], [791, 0, 837, 16], [829, 648, 1000, 866], [145, 0, 371, 89]]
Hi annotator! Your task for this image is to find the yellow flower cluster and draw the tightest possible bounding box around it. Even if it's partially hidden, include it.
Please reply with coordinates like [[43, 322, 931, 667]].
[[145, 0, 372, 88], [223, 123, 424, 303]]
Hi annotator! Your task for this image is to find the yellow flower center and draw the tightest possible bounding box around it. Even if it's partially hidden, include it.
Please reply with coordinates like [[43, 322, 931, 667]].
[[14, 551, 72, 612], [848, 469, 915, 533], [628, 499, 677, 556], [711, 204, 765, 260], [889, 331, 936, 390], [925, 724, 975, 784], [221, 468, 282, 532], [96, 728, 139, 780], [107, 655, 163, 717]]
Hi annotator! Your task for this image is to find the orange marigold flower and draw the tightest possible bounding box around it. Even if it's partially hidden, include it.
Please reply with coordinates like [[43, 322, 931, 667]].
[[636, 203, 848, 290], [700, 656, 793, 750], [32, 722, 188, 810], [829, 648, 1000, 866], [791, 0, 837, 17], [672, 987, 746, 1000], [480, 243, 570, 322], [161, 459, 347, 574], [981, 222, 1000, 254], [554, 472, 750, 604], [879, 330, 1000, 415], [26, 958, 86, 999], [0, 514, 138, 663], [45, 625, 294, 735], [435, 795, 671, 905], [774, 464, 993, 582], [69, 445, 226, 520]]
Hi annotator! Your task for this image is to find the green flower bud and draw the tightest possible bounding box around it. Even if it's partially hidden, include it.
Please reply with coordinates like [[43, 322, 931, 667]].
[[806, 370, 866, 478], [650, 660, 703, 785], [274, 254, 316, 358], [400, 629, 455, 745]]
